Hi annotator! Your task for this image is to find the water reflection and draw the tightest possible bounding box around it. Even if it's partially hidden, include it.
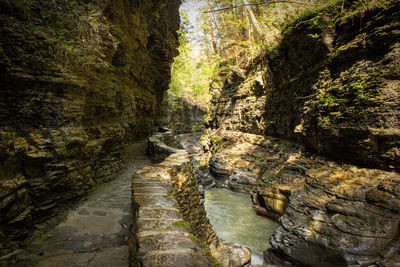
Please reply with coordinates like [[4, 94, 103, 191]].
[[205, 188, 279, 265]]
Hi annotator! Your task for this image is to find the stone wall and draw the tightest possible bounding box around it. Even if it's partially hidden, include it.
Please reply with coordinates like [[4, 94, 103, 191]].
[[146, 133, 217, 243], [130, 159, 213, 266], [0, 0, 181, 254], [147, 130, 177, 163], [142, 133, 251, 267]]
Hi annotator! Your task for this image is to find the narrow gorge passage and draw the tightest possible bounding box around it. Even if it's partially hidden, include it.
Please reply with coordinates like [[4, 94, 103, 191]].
[[1, 0, 399, 266], [11, 141, 152, 267]]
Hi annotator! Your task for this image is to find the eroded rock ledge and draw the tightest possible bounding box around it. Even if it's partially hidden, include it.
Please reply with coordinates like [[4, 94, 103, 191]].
[[131, 131, 251, 267], [202, 129, 400, 266]]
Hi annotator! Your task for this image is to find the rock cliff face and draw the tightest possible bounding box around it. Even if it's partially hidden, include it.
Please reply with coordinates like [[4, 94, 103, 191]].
[[208, 1, 400, 171], [205, 1, 400, 266], [0, 0, 180, 254], [157, 93, 206, 134]]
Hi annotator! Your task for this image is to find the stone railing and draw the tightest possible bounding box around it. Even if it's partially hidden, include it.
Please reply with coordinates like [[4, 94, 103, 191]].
[[130, 131, 251, 266], [147, 130, 176, 163]]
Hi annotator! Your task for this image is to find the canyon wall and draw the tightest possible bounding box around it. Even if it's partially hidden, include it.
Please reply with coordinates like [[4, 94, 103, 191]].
[[0, 0, 181, 254], [205, 1, 400, 266], [208, 1, 399, 172], [156, 93, 206, 134]]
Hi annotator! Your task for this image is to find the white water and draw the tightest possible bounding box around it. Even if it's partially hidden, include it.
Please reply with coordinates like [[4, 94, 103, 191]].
[[205, 188, 279, 265]]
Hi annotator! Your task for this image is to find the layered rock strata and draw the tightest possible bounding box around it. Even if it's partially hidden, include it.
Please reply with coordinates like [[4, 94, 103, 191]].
[[0, 0, 181, 255], [208, 1, 400, 171], [203, 129, 400, 266], [157, 93, 207, 134], [204, 1, 400, 266]]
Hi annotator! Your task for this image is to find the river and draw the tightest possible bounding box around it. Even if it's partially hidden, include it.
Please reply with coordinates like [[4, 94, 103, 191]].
[[205, 188, 279, 265]]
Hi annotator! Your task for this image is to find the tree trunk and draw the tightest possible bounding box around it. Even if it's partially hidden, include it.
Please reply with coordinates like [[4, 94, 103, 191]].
[[209, 20, 218, 54], [242, 0, 263, 37]]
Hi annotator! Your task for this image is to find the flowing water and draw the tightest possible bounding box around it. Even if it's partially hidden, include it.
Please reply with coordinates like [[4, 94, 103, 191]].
[[205, 188, 279, 265]]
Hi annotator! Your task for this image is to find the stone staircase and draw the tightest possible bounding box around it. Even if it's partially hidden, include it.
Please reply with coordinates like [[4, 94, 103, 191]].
[[129, 131, 251, 267], [130, 166, 211, 266]]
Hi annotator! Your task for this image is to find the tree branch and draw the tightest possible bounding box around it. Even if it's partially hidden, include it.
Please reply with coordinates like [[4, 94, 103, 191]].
[[203, 1, 311, 13]]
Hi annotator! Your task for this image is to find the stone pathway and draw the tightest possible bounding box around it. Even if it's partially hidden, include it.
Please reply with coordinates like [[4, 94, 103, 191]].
[[11, 141, 152, 267], [131, 166, 211, 266]]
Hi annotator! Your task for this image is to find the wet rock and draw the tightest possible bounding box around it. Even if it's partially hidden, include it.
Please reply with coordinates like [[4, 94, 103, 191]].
[[250, 186, 290, 221], [174, 132, 204, 154], [211, 242, 251, 267], [224, 170, 258, 193], [202, 128, 400, 266]]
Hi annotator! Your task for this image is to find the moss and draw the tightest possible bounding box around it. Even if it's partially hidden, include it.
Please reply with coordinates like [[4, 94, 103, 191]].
[[211, 135, 230, 151], [320, 68, 384, 107], [280, 0, 342, 36], [313, 59, 385, 129], [190, 234, 201, 243], [281, 0, 396, 41], [189, 234, 221, 267], [172, 220, 187, 227]]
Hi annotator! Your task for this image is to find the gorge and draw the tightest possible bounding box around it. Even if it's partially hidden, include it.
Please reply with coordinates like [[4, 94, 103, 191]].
[[1, 0, 399, 266]]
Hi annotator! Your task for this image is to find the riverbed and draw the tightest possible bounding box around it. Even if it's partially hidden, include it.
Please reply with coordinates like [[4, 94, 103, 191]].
[[205, 188, 279, 265]]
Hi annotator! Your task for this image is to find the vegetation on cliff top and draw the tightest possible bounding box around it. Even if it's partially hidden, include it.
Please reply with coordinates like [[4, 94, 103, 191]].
[[169, 0, 351, 107], [171, 0, 397, 130]]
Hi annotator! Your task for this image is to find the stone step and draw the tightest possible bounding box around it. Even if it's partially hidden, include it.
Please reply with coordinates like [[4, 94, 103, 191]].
[[136, 218, 188, 232], [138, 207, 181, 220], [133, 193, 176, 209], [133, 187, 167, 194], [132, 178, 160, 183], [132, 182, 161, 187], [140, 249, 209, 267], [137, 231, 198, 256]]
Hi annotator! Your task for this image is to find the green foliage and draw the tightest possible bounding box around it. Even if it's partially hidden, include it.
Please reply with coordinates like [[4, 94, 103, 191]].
[[191, 121, 205, 132], [88, 12, 102, 23], [189, 234, 220, 266], [30, 96, 41, 102], [319, 67, 384, 108], [68, 1, 78, 8], [169, 11, 218, 107], [318, 116, 331, 128], [308, 33, 320, 39]]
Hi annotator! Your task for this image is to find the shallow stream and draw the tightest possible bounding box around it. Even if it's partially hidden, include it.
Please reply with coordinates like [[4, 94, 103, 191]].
[[205, 188, 279, 265]]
